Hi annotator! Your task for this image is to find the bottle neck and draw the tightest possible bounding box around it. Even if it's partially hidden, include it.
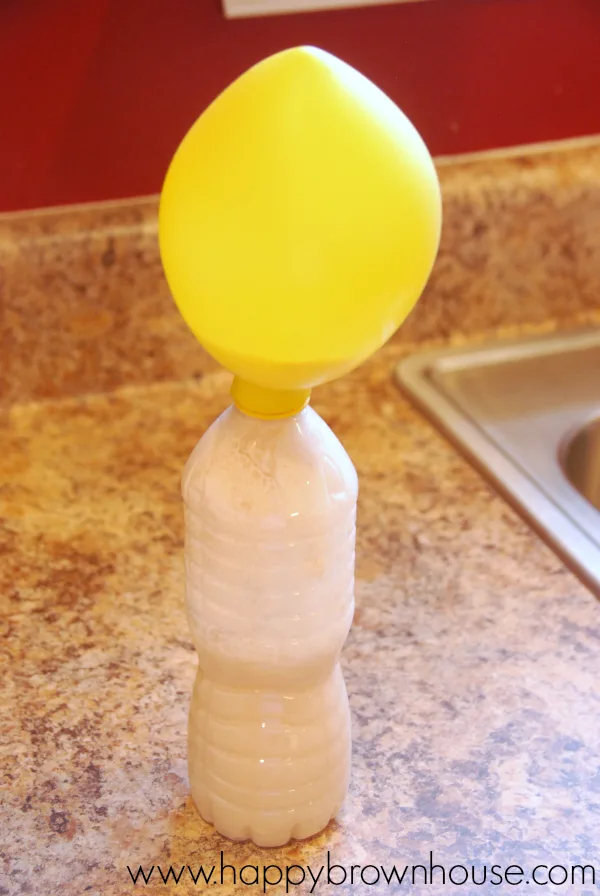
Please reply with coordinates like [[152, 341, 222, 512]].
[[231, 377, 311, 420]]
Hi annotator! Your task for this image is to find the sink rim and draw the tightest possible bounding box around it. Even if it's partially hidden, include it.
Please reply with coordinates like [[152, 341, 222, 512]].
[[396, 327, 600, 599]]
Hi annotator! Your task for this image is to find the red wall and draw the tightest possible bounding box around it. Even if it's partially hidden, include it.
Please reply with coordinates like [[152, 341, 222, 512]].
[[2, 0, 600, 212]]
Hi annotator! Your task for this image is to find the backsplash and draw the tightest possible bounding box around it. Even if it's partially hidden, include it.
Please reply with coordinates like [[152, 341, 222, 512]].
[[2, 141, 600, 408]]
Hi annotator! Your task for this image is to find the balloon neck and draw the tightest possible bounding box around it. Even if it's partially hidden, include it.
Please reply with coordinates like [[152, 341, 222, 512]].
[[231, 377, 311, 420]]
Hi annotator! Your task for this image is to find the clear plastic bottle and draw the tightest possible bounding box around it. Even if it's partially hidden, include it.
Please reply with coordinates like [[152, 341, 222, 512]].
[[183, 403, 358, 847]]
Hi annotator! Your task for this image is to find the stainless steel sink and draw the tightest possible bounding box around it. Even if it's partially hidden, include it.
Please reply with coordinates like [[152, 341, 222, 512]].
[[561, 414, 600, 513], [396, 329, 600, 596]]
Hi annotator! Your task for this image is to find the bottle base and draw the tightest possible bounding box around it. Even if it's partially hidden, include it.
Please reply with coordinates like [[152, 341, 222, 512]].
[[190, 788, 345, 848]]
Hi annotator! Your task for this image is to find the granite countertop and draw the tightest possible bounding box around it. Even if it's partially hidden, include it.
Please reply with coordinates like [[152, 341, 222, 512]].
[[3, 141, 600, 894], [3, 339, 600, 895]]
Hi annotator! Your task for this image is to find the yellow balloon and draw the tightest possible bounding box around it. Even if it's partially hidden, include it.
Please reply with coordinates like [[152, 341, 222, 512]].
[[159, 46, 441, 417]]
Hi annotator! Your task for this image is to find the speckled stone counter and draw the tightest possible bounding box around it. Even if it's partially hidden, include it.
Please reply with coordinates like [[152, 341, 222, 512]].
[[2, 141, 600, 895], [4, 342, 600, 895]]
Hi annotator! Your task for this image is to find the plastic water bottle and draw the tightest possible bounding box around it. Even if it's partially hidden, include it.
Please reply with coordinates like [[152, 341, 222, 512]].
[[159, 46, 440, 846], [183, 403, 357, 846]]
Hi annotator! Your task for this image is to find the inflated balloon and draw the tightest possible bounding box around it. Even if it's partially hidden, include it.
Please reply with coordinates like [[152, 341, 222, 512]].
[[159, 45, 441, 415]]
